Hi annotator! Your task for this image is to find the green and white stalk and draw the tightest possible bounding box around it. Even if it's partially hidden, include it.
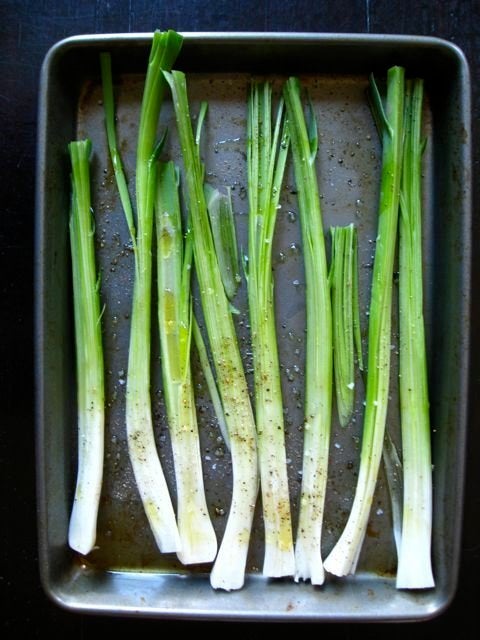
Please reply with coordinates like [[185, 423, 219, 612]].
[[324, 66, 405, 577], [396, 79, 434, 589], [67, 139, 105, 555], [283, 78, 333, 585], [102, 31, 183, 553], [164, 70, 259, 591], [155, 160, 217, 564], [247, 81, 294, 577], [329, 224, 363, 427]]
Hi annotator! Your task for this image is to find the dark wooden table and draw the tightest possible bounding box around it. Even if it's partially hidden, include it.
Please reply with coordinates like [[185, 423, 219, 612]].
[[1, 1, 478, 636]]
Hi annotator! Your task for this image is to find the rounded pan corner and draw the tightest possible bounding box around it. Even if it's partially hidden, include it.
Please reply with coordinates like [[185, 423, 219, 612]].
[[37, 563, 75, 616], [417, 34, 471, 74], [37, 557, 98, 618], [39, 34, 87, 82], [394, 570, 462, 624], [412, 590, 458, 624]]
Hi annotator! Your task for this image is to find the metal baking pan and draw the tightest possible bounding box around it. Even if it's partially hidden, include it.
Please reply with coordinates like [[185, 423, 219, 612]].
[[35, 32, 471, 621]]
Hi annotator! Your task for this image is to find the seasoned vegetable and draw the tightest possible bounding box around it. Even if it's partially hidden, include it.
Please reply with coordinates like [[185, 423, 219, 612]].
[[67, 139, 105, 555], [324, 66, 405, 577], [284, 78, 333, 585], [155, 161, 217, 564], [164, 69, 259, 591], [247, 81, 294, 577], [101, 31, 184, 553], [396, 78, 434, 589]]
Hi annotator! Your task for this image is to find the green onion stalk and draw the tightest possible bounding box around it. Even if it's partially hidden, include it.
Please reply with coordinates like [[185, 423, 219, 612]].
[[247, 81, 295, 577], [283, 78, 333, 585], [155, 161, 217, 564], [164, 69, 259, 591], [67, 139, 105, 555], [324, 66, 405, 577], [396, 79, 434, 589], [101, 31, 184, 553], [329, 223, 363, 428]]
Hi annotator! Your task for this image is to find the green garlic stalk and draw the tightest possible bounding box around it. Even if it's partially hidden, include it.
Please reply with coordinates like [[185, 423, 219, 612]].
[[324, 66, 405, 577], [67, 139, 105, 555], [247, 81, 295, 578], [155, 160, 217, 564], [396, 79, 434, 589], [164, 69, 258, 591], [101, 31, 184, 553], [283, 78, 333, 585]]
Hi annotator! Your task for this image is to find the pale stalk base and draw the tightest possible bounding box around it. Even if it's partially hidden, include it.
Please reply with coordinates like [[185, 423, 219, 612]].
[[324, 390, 388, 576], [294, 535, 325, 585], [173, 436, 217, 564], [210, 474, 257, 590], [168, 382, 217, 565], [176, 508, 217, 566], [258, 423, 295, 578], [323, 508, 368, 576], [293, 421, 330, 585], [68, 409, 104, 555], [210, 524, 251, 591], [126, 402, 181, 553], [263, 543, 295, 579], [396, 518, 434, 589]]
